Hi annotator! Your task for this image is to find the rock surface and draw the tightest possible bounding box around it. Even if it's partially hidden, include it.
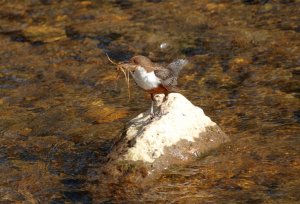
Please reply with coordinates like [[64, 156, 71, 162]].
[[109, 93, 229, 169]]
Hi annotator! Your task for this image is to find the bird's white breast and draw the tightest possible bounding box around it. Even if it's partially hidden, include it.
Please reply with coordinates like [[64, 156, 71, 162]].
[[131, 66, 161, 90]]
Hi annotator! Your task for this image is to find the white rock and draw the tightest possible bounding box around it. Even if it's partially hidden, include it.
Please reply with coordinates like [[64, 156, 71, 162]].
[[121, 93, 225, 163]]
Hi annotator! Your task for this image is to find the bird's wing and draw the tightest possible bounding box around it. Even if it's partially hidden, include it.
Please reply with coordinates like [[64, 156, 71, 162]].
[[162, 77, 178, 87], [167, 59, 188, 76], [154, 68, 179, 92], [154, 68, 172, 80], [152, 60, 187, 92]]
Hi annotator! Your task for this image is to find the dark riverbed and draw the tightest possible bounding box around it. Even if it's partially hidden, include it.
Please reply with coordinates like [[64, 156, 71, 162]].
[[0, 0, 299, 203]]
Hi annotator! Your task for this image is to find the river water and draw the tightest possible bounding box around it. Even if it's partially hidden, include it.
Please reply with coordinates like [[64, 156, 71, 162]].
[[0, 0, 299, 203]]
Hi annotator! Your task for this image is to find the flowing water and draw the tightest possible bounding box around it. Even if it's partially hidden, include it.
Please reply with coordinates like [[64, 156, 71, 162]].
[[0, 0, 299, 203]]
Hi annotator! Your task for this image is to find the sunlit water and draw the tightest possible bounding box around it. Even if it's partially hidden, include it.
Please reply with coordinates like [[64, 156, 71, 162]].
[[0, 0, 299, 203]]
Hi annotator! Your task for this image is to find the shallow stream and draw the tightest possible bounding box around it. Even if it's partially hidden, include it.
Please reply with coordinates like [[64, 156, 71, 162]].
[[0, 0, 299, 203]]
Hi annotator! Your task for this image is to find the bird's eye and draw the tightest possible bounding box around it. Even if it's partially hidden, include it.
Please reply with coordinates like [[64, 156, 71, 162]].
[[132, 59, 138, 64]]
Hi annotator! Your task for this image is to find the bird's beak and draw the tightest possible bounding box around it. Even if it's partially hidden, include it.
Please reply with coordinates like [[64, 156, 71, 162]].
[[119, 61, 129, 64]]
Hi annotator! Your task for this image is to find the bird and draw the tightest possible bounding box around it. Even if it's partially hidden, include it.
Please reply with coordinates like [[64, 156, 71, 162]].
[[120, 55, 188, 117]]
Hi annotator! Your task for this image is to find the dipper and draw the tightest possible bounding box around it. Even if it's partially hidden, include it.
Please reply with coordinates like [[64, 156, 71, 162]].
[[121, 55, 188, 116]]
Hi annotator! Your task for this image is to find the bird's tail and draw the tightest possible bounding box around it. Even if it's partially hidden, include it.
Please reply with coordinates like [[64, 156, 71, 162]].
[[167, 59, 188, 76]]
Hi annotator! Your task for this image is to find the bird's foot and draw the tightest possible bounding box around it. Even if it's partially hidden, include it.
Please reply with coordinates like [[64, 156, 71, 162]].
[[163, 94, 168, 102], [149, 111, 165, 120], [150, 114, 155, 120]]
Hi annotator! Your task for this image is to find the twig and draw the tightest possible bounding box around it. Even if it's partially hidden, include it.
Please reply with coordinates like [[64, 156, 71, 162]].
[[106, 53, 132, 100]]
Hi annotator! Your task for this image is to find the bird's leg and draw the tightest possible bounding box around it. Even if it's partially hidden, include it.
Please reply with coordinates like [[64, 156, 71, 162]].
[[154, 92, 169, 118], [150, 93, 155, 118], [163, 92, 169, 101], [151, 100, 154, 117]]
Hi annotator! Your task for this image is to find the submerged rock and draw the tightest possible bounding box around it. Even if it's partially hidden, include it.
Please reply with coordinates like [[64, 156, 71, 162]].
[[108, 93, 229, 170], [22, 25, 66, 43]]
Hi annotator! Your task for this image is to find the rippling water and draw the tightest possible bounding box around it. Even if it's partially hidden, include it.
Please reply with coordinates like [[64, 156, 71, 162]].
[[0, 0, 299, 203]]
